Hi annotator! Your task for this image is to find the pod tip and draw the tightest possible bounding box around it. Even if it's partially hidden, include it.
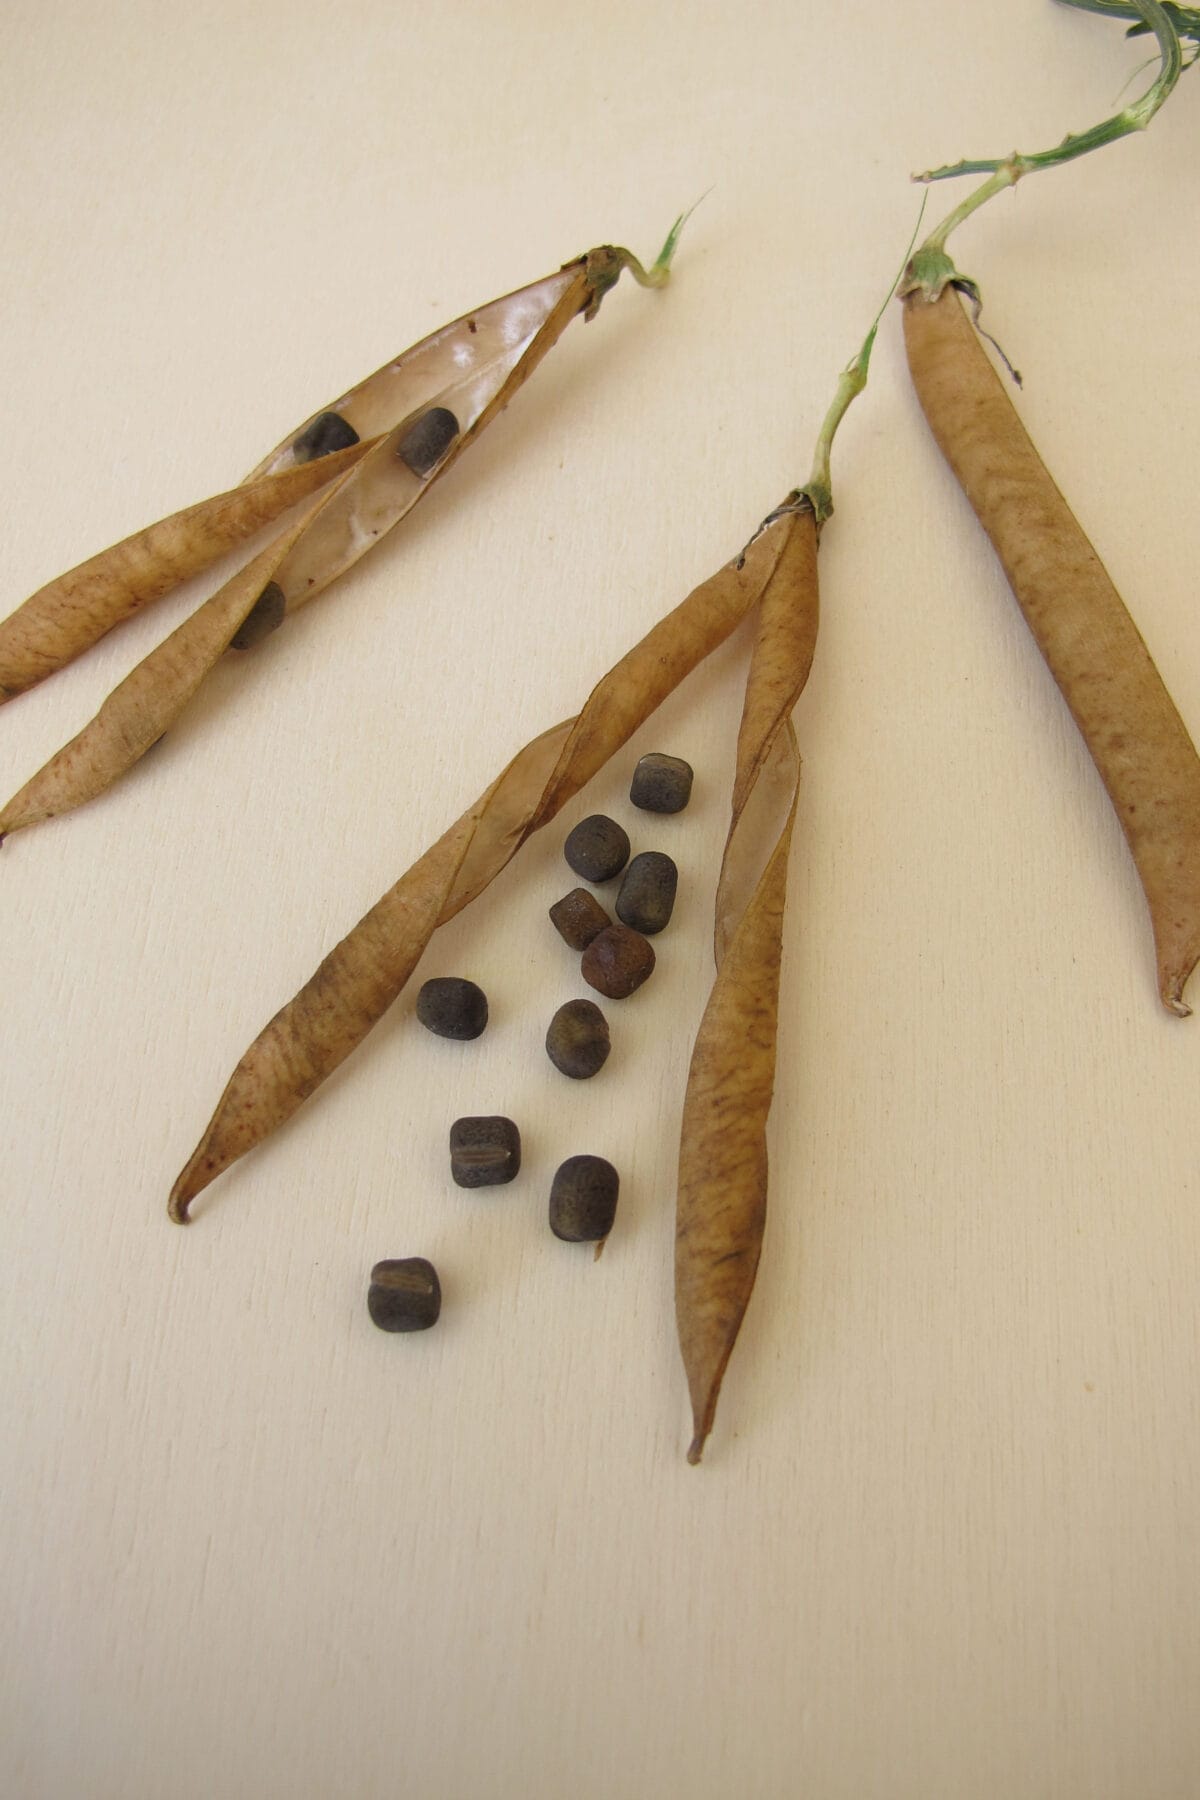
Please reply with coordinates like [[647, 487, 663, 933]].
[[686, 1432, 706, 1466]]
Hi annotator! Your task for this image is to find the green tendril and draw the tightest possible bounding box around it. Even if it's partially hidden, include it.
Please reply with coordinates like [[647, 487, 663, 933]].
[[904, 0, 1182, 297]]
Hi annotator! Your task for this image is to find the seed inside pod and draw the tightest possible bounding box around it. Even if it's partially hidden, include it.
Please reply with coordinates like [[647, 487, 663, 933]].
[[416, 976, 488, 1040], [630, 751, 693, 813], [616, 851, 678, 935], [580, 923, 655, 998], [292, 410, 361, 463], [367, 1257, 441, 1332], [449, 1115, 521, 1188], [229, 580, 287, 651], [548, 887, 611, 951], [549, 1155, 620, 1243], [397, 406, 461, 477], [564, 813, 630, 883], [545, 998, 610, 1079]]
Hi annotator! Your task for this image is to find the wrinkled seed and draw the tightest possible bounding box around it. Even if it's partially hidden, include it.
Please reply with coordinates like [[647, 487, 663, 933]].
[[549, 887, 611, 951], [564, 814, 630, 884], [580, 924, 655, 999], [397, 406, 460, 477], [367, 1257, 441, 1331], [616, 851, 678, 935], [449, 1115, 521, 1188], [549, 1155, 620, 1243], [545, 998, 610, 1079], [293, 410, 361, 463], [630, 752, 693, 814], [416, 976, 488, 1040]]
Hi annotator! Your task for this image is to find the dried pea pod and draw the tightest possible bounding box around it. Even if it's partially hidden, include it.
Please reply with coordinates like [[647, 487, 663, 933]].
[[675, 278, 893, 1463], [0, 229, 684, 843], [0, 442, 371, 703], [168, 511, 799, 1219], [902, 0, 1200, 1009]]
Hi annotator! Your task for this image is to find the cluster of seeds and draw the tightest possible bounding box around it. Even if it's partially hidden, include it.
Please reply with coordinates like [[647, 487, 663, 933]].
[[367, 749, 692, 1332]]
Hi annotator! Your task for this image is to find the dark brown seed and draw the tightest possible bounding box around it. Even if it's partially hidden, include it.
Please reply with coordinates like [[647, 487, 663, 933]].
[[449, 1115, 521, 1188], [367, 1258, 441, 1331], [580, 924, 655, 999], [545, 998, 610, 1079], [293, 410, 361, 463], [549, 1155, 619, 1243], [616, 851, 678, 935], [549, 887, 611, 951], [630, 752, 693, 813], [416, 976, 488, 1040], [397, 406, 460, 477], [564, 814, 630, 883], [229, 580, 286, 650]]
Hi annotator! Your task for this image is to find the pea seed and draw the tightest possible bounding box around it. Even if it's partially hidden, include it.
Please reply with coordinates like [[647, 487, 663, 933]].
[[292, 409, 361, 463], [630, 752, 693, 814], [229, 580, 286, 650], [367, 1258, 441, 1332], [397, 405, 460, 477], [450, 1115, 521, 1187], [580, 923, 655, 999], [545, 998, 610, 1079], [549, 1155, 620, 1243], [549, 887, 611, 951], [416, 976, 488, 1041], [616, 851, 678, 935], [563, 813, 630, 883]]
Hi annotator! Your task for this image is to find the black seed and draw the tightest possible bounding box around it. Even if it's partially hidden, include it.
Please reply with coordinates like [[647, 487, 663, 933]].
[[367, 1258, 441, 1331], [549, 1155, 619, 1243], [549, 887, 611, 951], [580, 924, 655, 999], [564, 814, 630, 883], [630, 752, 693, 814], [397, 406, 460, 476], [229, 581, 286, 651], [616, 851, 678, 935], [416, 976, 488, 1041], [292, 410, 360, 463], [545, 999, 610, 1079], [450, 1115, 521, 1188]]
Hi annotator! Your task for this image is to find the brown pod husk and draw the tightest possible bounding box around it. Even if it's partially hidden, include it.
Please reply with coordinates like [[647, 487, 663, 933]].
[[0, 443, 370, 703], [169, 509, 803, 1220], [903, 284, 1200, 1014], [676, 503, 819, 1463]]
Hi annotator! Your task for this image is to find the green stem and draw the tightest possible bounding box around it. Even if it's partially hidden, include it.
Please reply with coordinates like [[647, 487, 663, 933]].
[[904, 0, 1181, 296], [1062, 0, 1200, 50]]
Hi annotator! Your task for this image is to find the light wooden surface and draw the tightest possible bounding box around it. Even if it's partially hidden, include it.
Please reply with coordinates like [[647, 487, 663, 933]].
[[3, 3, 1200, 1795]]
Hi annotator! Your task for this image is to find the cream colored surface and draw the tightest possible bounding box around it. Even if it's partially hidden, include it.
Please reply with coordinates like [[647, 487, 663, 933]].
[[3, 3, 1199, 1795]]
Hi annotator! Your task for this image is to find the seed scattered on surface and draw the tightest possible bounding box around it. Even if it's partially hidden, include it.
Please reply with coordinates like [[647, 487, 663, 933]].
[[367, 1258, 441, 1332], [549, 887, 611, 950], [229, 579, 286, 651], [416, 976, 488, 1040], [564, 813, 630, 883], [292, 410, 361, 463], [580, 923, 655, 998], [630, 752, 693, 813], [450, 1115, 521, 1188], [545, 998, 611, 1079], [397, 406, 460, 477], [616, 850, 678, 935], [549, 1155, 620, 1243]]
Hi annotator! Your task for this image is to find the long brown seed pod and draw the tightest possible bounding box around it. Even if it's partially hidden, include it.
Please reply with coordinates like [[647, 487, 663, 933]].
[[675, 501, 820, 1463], [0, 245, 669, 844], [0, 442, 371, 704], [903, 284, 1200, 1014], [168, 506, 805, 1221]]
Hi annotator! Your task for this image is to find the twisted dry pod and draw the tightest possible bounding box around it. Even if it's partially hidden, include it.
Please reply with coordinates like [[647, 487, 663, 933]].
[[168, 507, 802, 1220], [0, 240, 676, 842]]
